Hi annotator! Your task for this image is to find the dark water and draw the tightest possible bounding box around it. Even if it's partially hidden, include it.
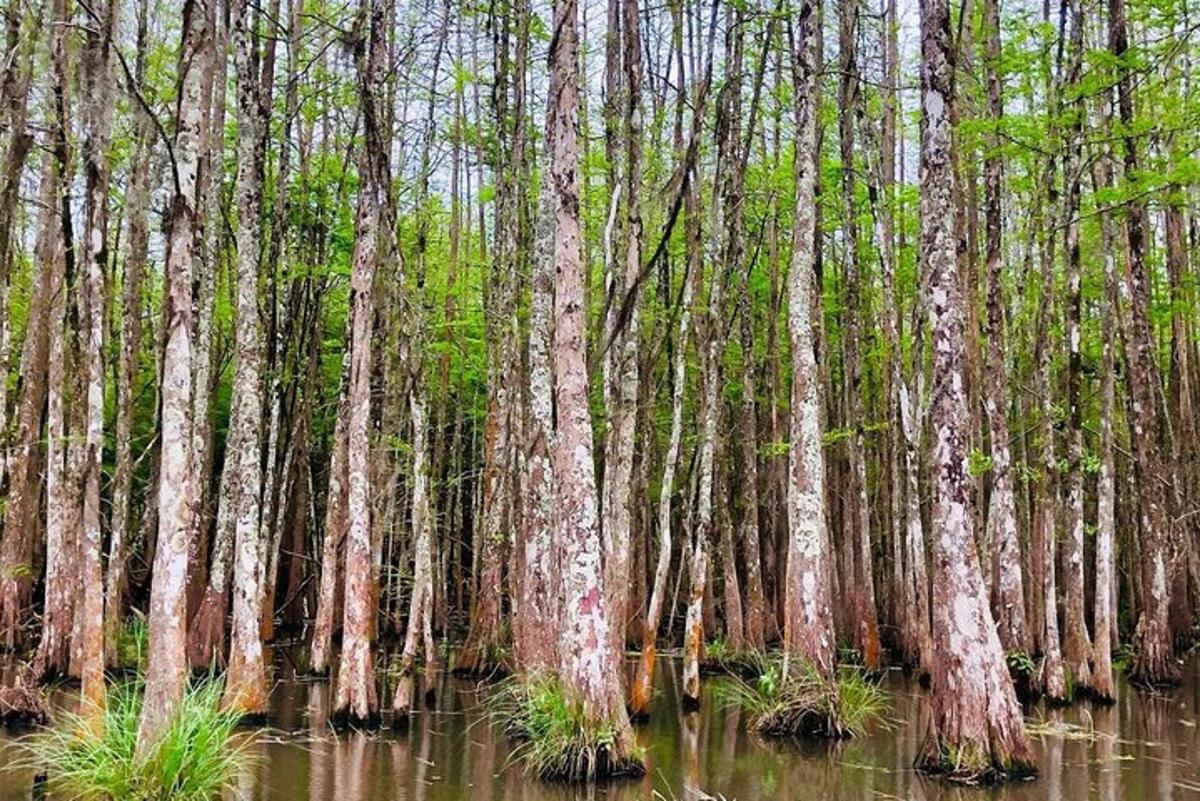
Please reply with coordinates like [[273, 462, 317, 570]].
[[3, 653, 1199, 800]]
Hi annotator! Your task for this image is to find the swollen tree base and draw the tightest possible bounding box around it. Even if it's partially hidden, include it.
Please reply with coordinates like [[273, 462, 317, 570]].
[[1129, 621, 1183, 690], [915, 738, 1038, 786]]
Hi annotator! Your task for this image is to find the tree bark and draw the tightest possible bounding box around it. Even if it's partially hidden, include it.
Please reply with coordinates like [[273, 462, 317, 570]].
[[913, 0, 1035, 779], [139, 0, 212, 751], [222, 0, 271, 718], [550, 0, 639, 769], [782, 0, 837, 681]]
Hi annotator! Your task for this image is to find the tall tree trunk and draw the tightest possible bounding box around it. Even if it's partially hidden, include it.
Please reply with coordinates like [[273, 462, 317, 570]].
[[1091, 144, 1120, 704], [138, 0, 212, 751], [106, 0, 154, 665], [1058, 0, 1092, 694], [549, 0, 639, 771], [222, 0, 271, 718], [782, 0, 837, 681], [77, 0, 119, 719], [837, 0, 881, 671], [1109, 0, 1178, 689], [332, 2, 386, 726], [981, 0, 1029, 657], [187, 0, 233, 670], [913, 0, 1034, 780]]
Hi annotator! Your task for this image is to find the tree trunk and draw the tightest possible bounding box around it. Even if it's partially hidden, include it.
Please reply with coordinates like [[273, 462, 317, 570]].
[[782, 0, 837, 680], [332, 0, 387, 725], [981, 0, 1029, 657], [913, 0, 1035, 779], [549, 0, 639, 769], [1109, 0, 1178, 689], [138, 0, 211, 751], [222, 0, 271, 718]]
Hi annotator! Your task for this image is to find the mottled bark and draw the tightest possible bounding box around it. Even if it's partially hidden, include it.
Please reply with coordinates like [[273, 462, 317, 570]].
[[222, 0, 270, 718], [309, 340, 350, 675], [1109, 0, 1178, 689], [333, 0, 387, 724], [1058, 0, 1092, 693], [550, 0, 638, 769], [782, 0, 836, 680], [106, 0, 154, 662], [600, 0, 643, 659], [77, 0, 119, 718], [837, 0, 881, 671], [0, 153, 52, 651], [913, 0, 1035, 779], [981, 0, 1029, 657], [139, 0, 211, 751], [1091, 149, 1120, 704], [186, 0, 232, 670], [515, 129, 556, 673]]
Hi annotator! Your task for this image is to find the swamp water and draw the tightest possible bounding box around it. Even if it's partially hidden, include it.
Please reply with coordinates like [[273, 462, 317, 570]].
[[2, 654, 1198, 800]]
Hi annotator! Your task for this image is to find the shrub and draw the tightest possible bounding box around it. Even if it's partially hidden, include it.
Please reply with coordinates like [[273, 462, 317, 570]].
[[717, 656, 887, 739], [484, 671, 643, 781], [15, 678, 254, 800]]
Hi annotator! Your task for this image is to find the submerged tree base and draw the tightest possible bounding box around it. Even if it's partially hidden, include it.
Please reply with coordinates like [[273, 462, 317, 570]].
[[0, 681, 49, 729], [485, 672, 645, 782], [915, 740, 1038, 785]]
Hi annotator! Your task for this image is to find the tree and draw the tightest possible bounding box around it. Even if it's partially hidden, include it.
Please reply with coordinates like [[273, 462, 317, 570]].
[[913, 0, 1035, 780], [139, 0, 212, 750], [549, 0, 639, 771], [782, 0, 836, 681]]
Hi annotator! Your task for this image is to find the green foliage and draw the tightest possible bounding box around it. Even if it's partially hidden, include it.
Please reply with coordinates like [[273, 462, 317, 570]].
[[1005, 650, 1036, 678], [968, 448, 994, 477], [114, 618, 150, 672], [483, 672, 643, 781], [15, 678, 254, 801], [716, 657, 887, 739]]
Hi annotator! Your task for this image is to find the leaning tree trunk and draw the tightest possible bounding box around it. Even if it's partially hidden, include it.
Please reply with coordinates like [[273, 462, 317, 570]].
[[913, 0, 1035, 780]]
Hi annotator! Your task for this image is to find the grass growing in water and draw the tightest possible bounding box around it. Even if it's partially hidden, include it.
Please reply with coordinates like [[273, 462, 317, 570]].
[[16, 678, 254, 800], [717, 656, 887, 739], [484, 671, 644, 781], [701, 638, 762, 678]]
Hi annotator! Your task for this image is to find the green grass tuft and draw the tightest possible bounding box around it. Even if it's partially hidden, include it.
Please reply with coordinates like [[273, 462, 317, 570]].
[[15, 677, 255, 800], [113, 618, 150, 672], [716, 656, 887, 739], [483, 671, 643, 781]]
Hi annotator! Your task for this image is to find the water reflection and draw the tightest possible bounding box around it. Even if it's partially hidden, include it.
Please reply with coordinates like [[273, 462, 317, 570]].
[[2, 656, 1199, 800]]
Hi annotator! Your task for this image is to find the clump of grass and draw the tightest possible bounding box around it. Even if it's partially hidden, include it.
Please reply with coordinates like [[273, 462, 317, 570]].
[[701, 639, 763, 678], [717, 656, 887, 739], [484, 671, 644, 781], [15, 678, 255, 800], [114, 618, 150, 672]]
